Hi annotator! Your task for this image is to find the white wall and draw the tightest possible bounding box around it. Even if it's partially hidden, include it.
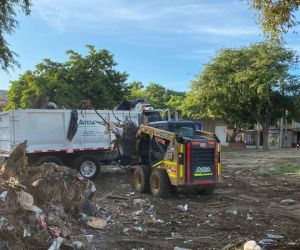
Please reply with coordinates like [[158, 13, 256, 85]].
[[215, 125, 228, 146]]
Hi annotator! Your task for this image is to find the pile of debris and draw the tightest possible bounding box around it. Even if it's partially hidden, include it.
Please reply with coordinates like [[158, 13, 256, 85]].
[[0, 141, 100, 250]]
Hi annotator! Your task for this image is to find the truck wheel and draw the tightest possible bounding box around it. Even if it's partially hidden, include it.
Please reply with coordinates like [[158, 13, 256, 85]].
[[197, 184, 216, 196], [75, 155, 100, 180], [134, 166, 150, 193], [35, 156, 63, 166], [150, 169, 171, 198]]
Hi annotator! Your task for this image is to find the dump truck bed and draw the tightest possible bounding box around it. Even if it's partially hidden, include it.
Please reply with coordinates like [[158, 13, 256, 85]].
[[0, 109, 140, 157]]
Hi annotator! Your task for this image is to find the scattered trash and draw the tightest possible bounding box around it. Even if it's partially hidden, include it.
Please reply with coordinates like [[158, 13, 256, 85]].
[[178, 204, 188, 212], [280, 199, 296, 205], [172, 232, 181, 238], [85, 234, 94, 244], [152, 218, 164, 223], [226, 208, 238, 216], [259, 238, 275, 246], [23, 228, 31, 238], [207, 213, 213, 218], [266, 234, 284, 240], [174, 246, 191, 250], [91, 183, 97, 192], [36, 213, 48, 229], [123, 227, 130, 235], [48, 237, 63, 250], [0, 191, 8, 201], [47, 212, 71, 237], [243, 240, 262, 250], [133, 209, 143, 215], [247, 213, 253, 220], [259, 233, 284, 246], [87, 217, 107, 229], [72, 240, 84, 249], [106, 215, 112, 222], [0, 142, 96, 249], [133, 226, 144, 232], [133, 198, 146, 206], [147, 204, 155, 214]]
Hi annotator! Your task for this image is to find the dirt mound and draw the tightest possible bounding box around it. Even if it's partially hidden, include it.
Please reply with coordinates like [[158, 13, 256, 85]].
[[0, 142, 98, 250]]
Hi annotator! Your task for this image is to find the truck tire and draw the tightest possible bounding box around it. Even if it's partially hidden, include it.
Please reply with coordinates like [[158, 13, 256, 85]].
[[150, 169, 171, 198], [134, 166, 150, 193], [197, 184, 216, 196], [74, 155, 100, 180], [35, 156, 64, 166]]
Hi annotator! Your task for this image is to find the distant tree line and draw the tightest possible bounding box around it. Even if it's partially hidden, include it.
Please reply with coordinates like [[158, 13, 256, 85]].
[[181, 42, 300, 150], [4, 45, 185, 111]]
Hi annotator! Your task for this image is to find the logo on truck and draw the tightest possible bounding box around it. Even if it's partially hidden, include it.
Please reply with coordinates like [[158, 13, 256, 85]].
[[78, 119, 98, 126]]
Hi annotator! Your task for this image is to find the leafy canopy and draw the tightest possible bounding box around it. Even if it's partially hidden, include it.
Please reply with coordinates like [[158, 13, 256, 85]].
[[126, 82, 185, 110], [248, 0, 300, 41], [182, 42, 300, 149], [5, 45, 128, 109], [0, 0, 30, 71]]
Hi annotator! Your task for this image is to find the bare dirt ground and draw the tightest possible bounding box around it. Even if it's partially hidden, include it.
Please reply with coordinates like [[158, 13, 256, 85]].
[[90, 149, 300, 250]]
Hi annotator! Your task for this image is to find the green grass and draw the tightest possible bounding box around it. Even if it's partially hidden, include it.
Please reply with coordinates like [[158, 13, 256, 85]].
[[258, 164, 300, 175]]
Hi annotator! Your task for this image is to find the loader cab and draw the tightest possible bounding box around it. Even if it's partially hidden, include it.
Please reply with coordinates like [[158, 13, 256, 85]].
[[134, 122, 221, 198], [149, 121, 196, 137]]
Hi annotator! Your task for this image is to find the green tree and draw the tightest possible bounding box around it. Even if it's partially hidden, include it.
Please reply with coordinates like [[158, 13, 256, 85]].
[[126, 81, 147, 101], [183, 42, 300, 149], [5, 45, 128, 109], [126, 82, 185, 111], [145, 83, 168, 109], [248, 0, 300, 40], [0, 0, 31, 70]]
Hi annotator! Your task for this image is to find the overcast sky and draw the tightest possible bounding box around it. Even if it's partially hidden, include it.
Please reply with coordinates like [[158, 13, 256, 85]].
[[0, 0, 299, 91]]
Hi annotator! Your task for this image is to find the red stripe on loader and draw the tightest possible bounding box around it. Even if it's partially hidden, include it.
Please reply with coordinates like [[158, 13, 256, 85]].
[[187, 143, 191, 185]]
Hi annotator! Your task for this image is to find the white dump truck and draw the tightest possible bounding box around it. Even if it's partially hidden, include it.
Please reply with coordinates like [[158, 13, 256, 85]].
[[0, 109, 148, 179]]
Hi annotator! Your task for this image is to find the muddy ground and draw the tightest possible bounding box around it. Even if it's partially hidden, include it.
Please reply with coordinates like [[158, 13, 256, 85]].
[[89, 148, 300, 250]]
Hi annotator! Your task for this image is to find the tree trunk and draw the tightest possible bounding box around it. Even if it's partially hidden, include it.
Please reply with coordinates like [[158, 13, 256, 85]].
[[229, 128, 237, 143], [262, 123, 269, 150]]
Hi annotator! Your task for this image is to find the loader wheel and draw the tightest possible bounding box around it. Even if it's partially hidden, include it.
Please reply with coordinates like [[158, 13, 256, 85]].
[[150, 169, 171, 198], [197, 184, 216, 196], [35, 156, 63, 166], [134, 166, 150, 193], [75, 155, 100, 180]]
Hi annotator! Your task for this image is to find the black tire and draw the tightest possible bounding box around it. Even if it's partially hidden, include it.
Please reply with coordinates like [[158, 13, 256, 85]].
[[150, 169, 171, 198], [134, 165, 151, 193], [74, 155, 100, 180], [197, 184, 216, 196], [35, 156, 64, 166]]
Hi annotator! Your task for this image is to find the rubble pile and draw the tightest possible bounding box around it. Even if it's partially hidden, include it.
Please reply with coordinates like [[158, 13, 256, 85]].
[[0, 142, 98, 250]]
